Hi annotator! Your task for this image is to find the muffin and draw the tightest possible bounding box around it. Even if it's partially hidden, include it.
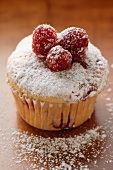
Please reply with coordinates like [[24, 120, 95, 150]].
[[6, 24, 109, 130]]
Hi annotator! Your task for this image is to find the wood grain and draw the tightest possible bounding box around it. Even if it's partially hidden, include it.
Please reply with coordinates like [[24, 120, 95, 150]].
[[0, 0, 113, 169]]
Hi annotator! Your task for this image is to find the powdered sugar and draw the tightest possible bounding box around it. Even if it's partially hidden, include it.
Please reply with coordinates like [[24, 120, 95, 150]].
[[7, 36, 109, 102], [32, 24, 57, 56], [58, 27, 88, 43], [7, 82, 113, 170], [11, 126, 106, 170], [46, 45, 72, 71], [58, 27, 89, 60], [0, 81, 113, 169]]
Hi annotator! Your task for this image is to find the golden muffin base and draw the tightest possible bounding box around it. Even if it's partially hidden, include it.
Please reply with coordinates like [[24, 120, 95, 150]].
[[12, 90, 97, 131]]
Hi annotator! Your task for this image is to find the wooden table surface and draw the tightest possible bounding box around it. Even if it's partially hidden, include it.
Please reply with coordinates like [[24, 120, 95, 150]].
[[0, 0, 113, 169]]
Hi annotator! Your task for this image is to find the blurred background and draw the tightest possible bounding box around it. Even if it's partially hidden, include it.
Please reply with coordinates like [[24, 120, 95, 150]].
[[0, 0, 113, 63]]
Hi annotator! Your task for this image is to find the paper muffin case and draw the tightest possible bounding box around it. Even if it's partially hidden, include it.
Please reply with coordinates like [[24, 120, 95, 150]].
[[12, 90, 97, 131]]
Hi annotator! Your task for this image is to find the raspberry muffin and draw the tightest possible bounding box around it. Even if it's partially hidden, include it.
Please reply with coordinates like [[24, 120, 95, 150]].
[[7, 24, 109, 130]]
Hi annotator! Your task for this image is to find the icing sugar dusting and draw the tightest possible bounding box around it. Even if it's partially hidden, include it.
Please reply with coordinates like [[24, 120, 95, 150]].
[[7, 36, 109, 102], [32, 24, 57, 56], [10, 126, 106, 170]]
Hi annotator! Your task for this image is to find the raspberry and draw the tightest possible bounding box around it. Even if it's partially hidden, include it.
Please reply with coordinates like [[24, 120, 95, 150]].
[[46, 45, 72, 72], [58, 27, 89, 61], [32, 24, 57, 59]]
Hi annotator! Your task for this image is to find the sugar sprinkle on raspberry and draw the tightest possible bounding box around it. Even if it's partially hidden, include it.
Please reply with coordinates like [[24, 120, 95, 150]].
[[32, 24, 57, 58], [58, 27, 89, 61], [32, 25, 90, 72], [46, 45, 72, 71]]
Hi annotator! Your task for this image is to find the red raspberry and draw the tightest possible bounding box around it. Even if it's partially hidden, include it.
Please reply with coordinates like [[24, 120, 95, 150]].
[[32, 24, 57, 59], [58, 27, 89, 61], [46, 45, 72, 72]]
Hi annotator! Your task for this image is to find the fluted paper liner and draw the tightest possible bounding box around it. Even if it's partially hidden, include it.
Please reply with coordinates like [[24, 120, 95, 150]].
[[12, 91, 97, 131]]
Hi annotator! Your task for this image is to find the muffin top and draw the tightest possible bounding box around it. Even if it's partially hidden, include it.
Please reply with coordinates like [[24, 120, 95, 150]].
[[7, 35, 109, 102]]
